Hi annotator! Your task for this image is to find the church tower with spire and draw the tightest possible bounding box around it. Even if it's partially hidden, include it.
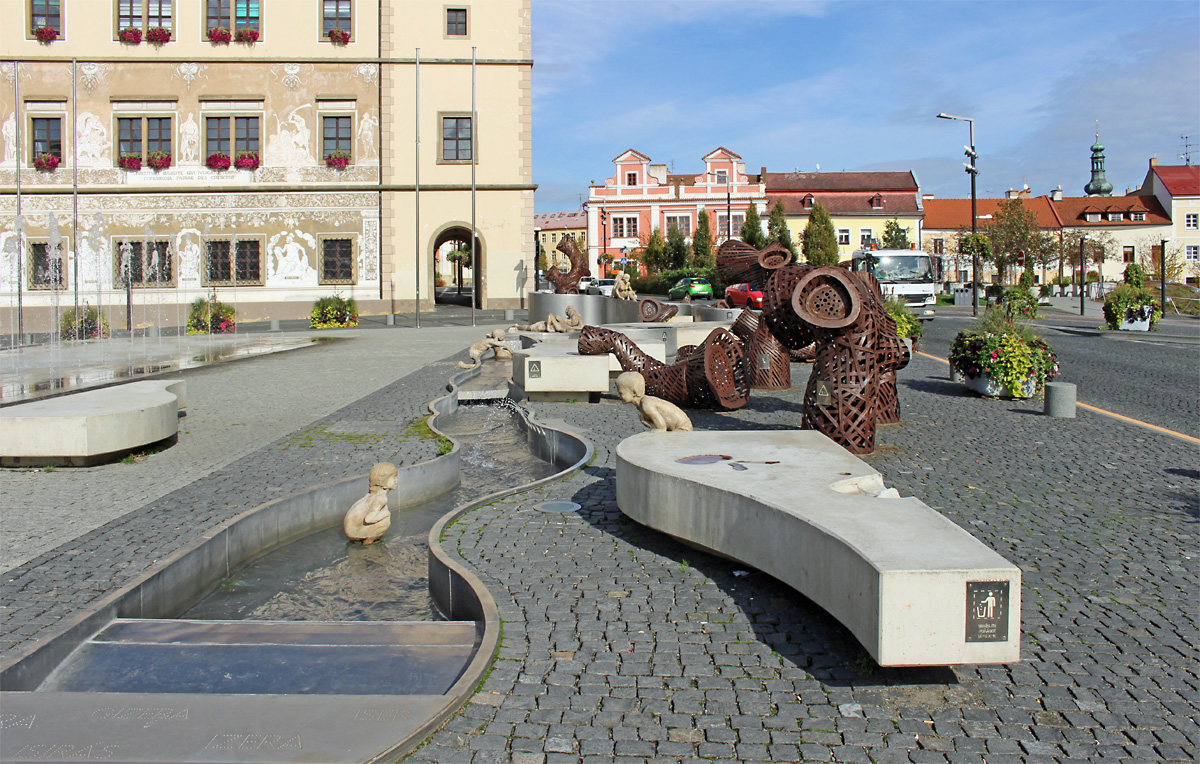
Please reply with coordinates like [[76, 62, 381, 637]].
[[1084, 129, 1114, 196]]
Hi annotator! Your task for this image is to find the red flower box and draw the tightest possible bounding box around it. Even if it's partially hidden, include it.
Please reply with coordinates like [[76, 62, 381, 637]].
[[206, 26, 231, 44], [234, 152, 260, 171], [206, 152, 231, 171], [34, 26, 58, 44], [118, 153, 142, 171], [234, 27, 259, 44], [118, 27, 142, 44], [34, 153, 60, 172], [147, 151, 172, 171], [325, 151, 351, 170], [328, 28, 350, 45], [146, 26, 172, 45]]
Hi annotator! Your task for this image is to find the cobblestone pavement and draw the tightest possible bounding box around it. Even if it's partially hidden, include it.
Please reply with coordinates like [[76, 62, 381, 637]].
[[413, 351, 1197, 763], [3, 317, 1197, 763], [1, 322, 505, 651]]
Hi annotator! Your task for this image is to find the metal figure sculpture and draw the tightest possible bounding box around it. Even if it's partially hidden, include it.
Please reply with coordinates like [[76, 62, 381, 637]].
[[851, 271, 910, 424], [548, 237, 591, 295], [729, 308, 790, 390], [638, 296, 678, 322], [578, 325, 749, 410]]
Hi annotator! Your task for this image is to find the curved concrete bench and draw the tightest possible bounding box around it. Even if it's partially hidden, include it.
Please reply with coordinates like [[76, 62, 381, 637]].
[[0, 380, 186, 466], [616, 430, 1021, 666]]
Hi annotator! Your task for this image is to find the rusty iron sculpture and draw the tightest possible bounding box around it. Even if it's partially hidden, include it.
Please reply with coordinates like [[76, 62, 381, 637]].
[[729, 308, 790, 390], [638, 296, 678, 323], [578, 325, 749, 410], [716, 239, 791, 287], [759, 265, 909, 454], [548, 237, 591, 295]]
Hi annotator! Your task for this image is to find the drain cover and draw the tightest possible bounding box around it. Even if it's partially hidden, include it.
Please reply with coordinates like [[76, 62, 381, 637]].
[[534, 500, 580, 513]]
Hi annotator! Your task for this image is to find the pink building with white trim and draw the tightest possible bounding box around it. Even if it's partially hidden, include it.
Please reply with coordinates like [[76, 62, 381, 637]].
[[586, 148, 766, 274]]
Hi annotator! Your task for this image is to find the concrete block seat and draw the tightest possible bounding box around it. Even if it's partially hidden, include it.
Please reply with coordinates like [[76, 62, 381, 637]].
[[616, 430, 1021, 667], [512, 335, 666, 400], [601, 319, 736, 360], [0, 380, 186, 466]]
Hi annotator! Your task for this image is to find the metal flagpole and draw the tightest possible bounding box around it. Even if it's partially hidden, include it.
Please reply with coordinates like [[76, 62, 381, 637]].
[[71, 58, 80, 339], [414, 48, 420, 329], [470, 46, 476, 326], [13, 62, 23, 342]]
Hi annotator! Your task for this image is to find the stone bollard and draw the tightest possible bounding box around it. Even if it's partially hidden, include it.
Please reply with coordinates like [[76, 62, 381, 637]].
[[385, 314, 395, 326], [146, 326, 159, 338], [269, 319, 281, 332], [950, 365, 963, 384], [504, 309, 515, 321], [1044, 381, 1076, 418]]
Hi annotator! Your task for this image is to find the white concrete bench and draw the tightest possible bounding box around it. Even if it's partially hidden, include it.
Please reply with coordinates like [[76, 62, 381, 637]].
[[616, 430, 1021, 667], [512, 339, 666, 401], [0, 380, 187, 466]]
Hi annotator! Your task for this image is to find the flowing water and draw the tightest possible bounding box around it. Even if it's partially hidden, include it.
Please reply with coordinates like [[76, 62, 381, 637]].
[[180, 403, 559, 622]]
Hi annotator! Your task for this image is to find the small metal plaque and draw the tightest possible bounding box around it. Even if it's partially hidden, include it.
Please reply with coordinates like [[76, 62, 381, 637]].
[[965, 580, 1010, 642], [814, 380, 833, 406], [757, 352, 771, 370], [527, 360, 541, 379]]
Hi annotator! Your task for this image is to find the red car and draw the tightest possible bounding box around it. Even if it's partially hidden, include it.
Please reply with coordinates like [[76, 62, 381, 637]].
[[724, 283, 764, 308]]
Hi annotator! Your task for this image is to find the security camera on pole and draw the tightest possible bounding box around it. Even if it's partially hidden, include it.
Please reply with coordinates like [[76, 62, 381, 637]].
[[937, 113, 979, 316]]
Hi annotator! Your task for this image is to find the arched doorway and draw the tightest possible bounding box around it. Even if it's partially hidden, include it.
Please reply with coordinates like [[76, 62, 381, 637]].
[[430, 224, 484, 308]]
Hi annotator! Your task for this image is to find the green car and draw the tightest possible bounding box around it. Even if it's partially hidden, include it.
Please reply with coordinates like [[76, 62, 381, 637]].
[[667, 277, 714, 300]]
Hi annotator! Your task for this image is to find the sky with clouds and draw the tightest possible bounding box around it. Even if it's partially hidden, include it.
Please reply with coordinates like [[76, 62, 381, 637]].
[[530, 0, 1200, 213]]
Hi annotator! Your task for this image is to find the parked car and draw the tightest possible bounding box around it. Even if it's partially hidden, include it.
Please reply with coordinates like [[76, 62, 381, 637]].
[[667, 277, 714, 300], [724, 283, 763, 308], [587, 278, 616, 297], [577, 276, 595, 291]]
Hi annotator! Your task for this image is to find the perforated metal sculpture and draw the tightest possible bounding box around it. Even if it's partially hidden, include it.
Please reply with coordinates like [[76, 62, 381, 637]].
[[729, 308, 790, 390], [638, 296, 678, 323], [578, 325, 749, 410], [759, 265, 910, 454], [548, 237, 591, 295], [716, 239, 791, 287]]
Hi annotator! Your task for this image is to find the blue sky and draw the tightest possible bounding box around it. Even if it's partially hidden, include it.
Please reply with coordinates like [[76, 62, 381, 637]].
[[531, 0, 1200, 213]]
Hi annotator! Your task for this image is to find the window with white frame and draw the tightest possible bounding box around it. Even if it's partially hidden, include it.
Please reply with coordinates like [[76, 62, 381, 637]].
[[933, 237, 945, 255], [207, 0, 259, 33], [114, 240, 173, 287], [322, 115, 352, 160], [30, 116, 62, 163], [860, 229, 873, 247], [205, 115, 259, 161], [665, 215, 691, 236], [117, 116, 172, 165], [1186, 245, 1199, 262], [30, 0, 62, 33], [717, 214, 743, 237], [440, 114, 472, 163], [837, 228, 850, 246], [117, 0, 174, 34], [715, 170, 727, 184], [1086, 212, 1101, 223], [1131, 212, 1146, 222], [1186, 213, 1198, 230], [626, 171, 637, 186], [612, 216, 638, 239], [1107, 212, 1123, 222], [28, 240, 66, 289], [322, 0, 351, 36]]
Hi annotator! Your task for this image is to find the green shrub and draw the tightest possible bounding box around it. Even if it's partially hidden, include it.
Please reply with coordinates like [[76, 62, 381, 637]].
[[59, 305, 109, 339], [1102, 283, 1160, 329], [998, 284, 1038, 320], [310, 294, 359, 328], [1038, 284, 1052, 298], [632, 266, 725, 296], [884, 298, 922, 341], [1122, 262, 1146, 288], [186, 297, 235, 334]]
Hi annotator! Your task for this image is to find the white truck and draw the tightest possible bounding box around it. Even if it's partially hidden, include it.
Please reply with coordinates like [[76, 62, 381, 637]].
[[848, 249, 939, 308]]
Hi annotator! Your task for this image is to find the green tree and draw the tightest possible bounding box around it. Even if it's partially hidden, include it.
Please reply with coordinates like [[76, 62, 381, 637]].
[[881, 218, 911, 249], [984, 198, 1045, 284], [692, 211, 713, 267], [665, 224, 689, 270], [801, 201, 839, 266], [740, 203, 766, 248], [642, 227, 668, 272], [767, 199, 794, 254], [958, 233, 991, 286]]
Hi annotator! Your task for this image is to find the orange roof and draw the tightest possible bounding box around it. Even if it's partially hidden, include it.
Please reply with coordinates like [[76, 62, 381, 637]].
[[1051, 195, 1171, 226], [922, 197, 1062, 230], [1153, 165, 1200, 196], [767, 192, 920, 217]]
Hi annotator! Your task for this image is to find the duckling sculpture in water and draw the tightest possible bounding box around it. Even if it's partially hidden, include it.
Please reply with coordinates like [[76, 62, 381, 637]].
[[343, 462, 397, 544]]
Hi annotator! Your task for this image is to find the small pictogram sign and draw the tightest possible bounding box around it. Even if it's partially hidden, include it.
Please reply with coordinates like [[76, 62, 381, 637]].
[[528, 360, 542, 379], [814, 380, 833, 406], [966, 580, 1010, 642]]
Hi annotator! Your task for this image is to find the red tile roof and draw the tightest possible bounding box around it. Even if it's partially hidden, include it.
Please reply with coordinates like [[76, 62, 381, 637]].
[[922, 197, 1062, 230], [764, 171, 918, 192], [1051, 195, 1171, 226], [767, 192, 920, 217], [534, 211, 587, 231], [1153, 165, 1200, 196]]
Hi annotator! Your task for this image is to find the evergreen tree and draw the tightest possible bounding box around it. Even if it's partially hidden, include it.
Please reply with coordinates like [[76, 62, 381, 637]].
[[643, 227, 667, 272], [881, 218, 911, 249], [740, 203, 766, 248], [767, 199, 794, 254], [692, 211, 713, 267], [801, 202, 839, 266], [665, 224, 689, 270]]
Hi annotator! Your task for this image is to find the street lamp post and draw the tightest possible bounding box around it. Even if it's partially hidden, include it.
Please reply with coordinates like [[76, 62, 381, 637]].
[[937, 113, 978, 316], [1079, 236, 1087, 316], [601, 207, 608, 274], [705, 171, 733, 243]]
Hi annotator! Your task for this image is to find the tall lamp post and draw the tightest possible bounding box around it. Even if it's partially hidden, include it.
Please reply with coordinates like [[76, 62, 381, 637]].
[[937, 113, 978, 315], [600, 207, 608, 273], [706, 171, 733, 243]]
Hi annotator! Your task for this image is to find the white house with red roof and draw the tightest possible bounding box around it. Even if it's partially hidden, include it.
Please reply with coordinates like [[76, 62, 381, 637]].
[[1136, 159, 1200, 279]]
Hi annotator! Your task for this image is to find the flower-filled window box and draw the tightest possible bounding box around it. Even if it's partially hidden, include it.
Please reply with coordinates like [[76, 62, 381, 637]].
[[233, 151, 260, 171], [206, 152, 231, 171], [34, 26, 59, 44], [949, 311, 1058, 400], [235, 27, 259, 44], [146, 26, 172, 45], [207, 26, 232, 44], [325, 150, 351, 170], [118, 27, 143, 45], [328, 28, 351, 45], [147, 150, 172, 171], [118, 153, 143, 171], [33, 153, 60, 172]]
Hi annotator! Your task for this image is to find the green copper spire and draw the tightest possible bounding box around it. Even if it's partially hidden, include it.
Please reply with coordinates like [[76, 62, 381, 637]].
[[1084, 128, 1113, 196]]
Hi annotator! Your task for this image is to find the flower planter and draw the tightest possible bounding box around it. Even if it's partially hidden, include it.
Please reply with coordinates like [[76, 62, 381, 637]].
[[146, 26, 172, 45], [963, 374, 1037, 400], [206, 152, 232, 171], [146, 151, 172, 171], [118, 154, 143, 171], [119, 27, 142, 44], [207, 27, 232, 44], [325, 151, 351, 170], [34, 26, 59, 44], [328, 28, 351, 45], [1118, 315, 1150, 332], [33, 153, 60, 172], [235, 27, 259, 44], [233, 152, 260, 171]]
